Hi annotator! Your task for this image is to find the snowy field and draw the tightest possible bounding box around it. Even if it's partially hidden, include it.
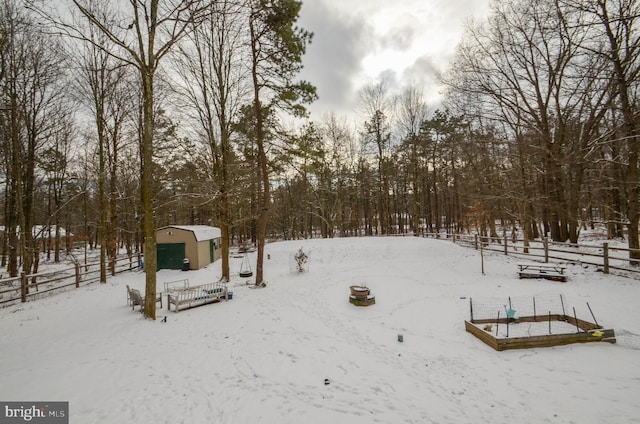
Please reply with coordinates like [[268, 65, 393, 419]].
[[1, 236, 639, 423]]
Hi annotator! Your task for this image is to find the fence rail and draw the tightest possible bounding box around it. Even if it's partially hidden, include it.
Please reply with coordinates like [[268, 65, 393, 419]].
[[420, 232, 640, 278], [0, 255, 139, 306]]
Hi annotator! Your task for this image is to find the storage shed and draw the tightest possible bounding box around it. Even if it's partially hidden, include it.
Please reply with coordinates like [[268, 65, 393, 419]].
[[155, 225, 222, 270]]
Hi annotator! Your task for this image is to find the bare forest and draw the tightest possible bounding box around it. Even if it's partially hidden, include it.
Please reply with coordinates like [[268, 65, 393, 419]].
[[1, 0, 638, 317]]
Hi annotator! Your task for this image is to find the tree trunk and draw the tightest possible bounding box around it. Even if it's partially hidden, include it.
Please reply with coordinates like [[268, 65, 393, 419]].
[[253, 80, 269, 285], [141, 69, 157, 319], [220, 187, 230, 281], [98, 103, 107, 283], [108, 152, 118, 276]]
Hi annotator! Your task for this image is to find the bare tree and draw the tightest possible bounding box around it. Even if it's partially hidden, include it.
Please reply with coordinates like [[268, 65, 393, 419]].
[[318, 113, 355, 237], [585, 0, 640, 260], [1, 1, 68, 278], [65, 0, 213, 319], [172, 0, 248, 281], [40, 112, 76, 266], [358, 80, 394, 235], [70, 0, 133, 282], [443, 0, 611, 242], [395, 85, 428, 235]]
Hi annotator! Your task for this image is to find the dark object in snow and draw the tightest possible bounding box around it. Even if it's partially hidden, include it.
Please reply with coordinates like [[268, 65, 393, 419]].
[[397, 334, 404, 342], [161, 316, 167, 323], [324, 378, 330, 385]]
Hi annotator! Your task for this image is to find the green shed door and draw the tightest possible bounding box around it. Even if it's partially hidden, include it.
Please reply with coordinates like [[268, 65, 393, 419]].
[[157, 243, 186, 270]]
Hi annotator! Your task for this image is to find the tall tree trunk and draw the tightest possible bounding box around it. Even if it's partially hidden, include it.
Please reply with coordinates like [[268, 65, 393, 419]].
[[253, 94, 269, 285], [142, 70, 157, 318], [108, 151, 118, 275], [98, 102, 107, 283]]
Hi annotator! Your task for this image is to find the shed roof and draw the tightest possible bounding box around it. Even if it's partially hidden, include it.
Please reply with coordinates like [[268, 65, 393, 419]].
[[158, 225, 221, 241]]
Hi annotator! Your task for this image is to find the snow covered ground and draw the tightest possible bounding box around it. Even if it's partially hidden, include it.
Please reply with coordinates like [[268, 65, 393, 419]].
[[1, 236, 639, 423]]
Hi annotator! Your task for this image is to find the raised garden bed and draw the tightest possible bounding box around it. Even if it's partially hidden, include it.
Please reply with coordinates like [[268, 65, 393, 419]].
[[465, 293, 616, 351], [465, 314, 616, 351]]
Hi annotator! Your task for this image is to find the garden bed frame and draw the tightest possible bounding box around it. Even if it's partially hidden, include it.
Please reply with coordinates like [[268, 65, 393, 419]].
[[465, 314, 616, 351]]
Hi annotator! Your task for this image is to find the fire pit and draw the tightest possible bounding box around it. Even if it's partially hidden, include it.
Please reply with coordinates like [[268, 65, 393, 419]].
[[349, 285, 375, 306]]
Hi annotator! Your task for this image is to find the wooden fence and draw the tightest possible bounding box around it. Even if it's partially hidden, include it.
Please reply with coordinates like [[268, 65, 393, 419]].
[[0, 255, 139, 306], [3, 233, 637, 306], [420, 232, 640, 277]]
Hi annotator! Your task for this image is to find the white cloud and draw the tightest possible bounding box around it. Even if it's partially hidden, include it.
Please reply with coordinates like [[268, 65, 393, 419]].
[[298, 0, 492, 120]]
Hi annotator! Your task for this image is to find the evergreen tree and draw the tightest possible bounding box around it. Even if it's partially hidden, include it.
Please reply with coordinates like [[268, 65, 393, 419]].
[[248, 0, 316, 285]]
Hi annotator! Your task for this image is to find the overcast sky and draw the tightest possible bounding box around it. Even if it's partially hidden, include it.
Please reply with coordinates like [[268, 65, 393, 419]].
[[297, 0, 492, 122]]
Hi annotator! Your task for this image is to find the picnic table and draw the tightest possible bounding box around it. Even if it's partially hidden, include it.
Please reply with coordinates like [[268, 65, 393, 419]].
[[517, 263, 567, 282]]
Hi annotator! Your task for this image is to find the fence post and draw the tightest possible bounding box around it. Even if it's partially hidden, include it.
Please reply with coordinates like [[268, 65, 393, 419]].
[[474, 234, 478, 250], [75, 263, 81, 288], [544, 238, 549, 263], [603, 242, 609, 274], [504, 235, 508, 255], [20, 272, 27, 303]]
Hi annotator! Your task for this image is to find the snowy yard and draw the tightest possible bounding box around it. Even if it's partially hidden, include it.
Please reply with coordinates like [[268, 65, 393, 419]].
[[0, 236, 639, 423]]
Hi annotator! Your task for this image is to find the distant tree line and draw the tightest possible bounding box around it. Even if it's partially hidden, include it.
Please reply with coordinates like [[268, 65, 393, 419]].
[[270, 0, 640, 261], [0, 0, 637, 317]]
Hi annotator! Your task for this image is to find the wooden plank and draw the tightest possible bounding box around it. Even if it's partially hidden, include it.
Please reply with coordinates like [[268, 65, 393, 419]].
[[518, 271, 567, 282], [164, 279, 189, 293], [349, 295, 375, 306], [465, 321, 498, 350], [495, 330, 616, 351], [473, 315, 599, 330], [517, 263, 566, 276]]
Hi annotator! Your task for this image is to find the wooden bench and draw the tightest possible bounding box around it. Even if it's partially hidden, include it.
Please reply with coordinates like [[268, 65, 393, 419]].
[[164, 279, 189, 293], [163, 279, 190, 309], [167, 282, 228, 312], [517, 263, 567, 282]]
